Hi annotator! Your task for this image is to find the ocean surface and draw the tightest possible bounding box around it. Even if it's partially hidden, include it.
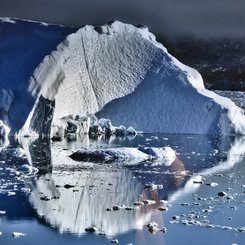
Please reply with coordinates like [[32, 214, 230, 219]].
[[0, 91, 245, 245]]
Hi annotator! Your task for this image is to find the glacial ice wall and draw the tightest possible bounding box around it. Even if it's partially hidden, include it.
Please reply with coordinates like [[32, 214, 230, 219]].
[[17, 21, 245, 135], [0, 18, 74, 133]]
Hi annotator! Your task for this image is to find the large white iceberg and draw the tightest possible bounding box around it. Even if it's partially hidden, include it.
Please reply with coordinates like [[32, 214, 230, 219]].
[[18, 21, 245, 136]]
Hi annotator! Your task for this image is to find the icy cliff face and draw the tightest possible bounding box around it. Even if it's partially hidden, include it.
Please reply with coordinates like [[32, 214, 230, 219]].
[[0, 120, 10, 139], [0, 89, 14, 121], [0, 18, 73, 133], [18, 21, 245, 136]]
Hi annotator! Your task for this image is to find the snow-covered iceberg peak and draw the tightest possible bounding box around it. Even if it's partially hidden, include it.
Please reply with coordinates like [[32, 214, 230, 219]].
[[21, 21, 245, 136]]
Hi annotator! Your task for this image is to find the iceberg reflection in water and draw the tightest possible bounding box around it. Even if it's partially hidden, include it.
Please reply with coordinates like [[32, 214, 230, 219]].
[[30, 168, 147, 236], [0, 133, 245, 244], [19, 134, 244, 237]]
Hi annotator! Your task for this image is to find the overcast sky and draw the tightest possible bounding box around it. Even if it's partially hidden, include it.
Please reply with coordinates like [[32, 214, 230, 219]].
[[0, 0, 244, 39]]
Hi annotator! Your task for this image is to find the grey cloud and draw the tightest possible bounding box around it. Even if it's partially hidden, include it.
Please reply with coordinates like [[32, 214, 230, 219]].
[[0, 0, 244, 39]]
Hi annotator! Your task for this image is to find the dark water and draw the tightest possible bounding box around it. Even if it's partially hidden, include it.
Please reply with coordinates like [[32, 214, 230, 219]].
[[0, 132, 245, 245]]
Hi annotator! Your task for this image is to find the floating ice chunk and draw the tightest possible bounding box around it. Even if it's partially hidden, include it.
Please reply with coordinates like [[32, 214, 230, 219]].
[[51, 115, 130, 139], [138, 146, 176, 166], [89, 124, 103, 135], [70, 147, 150, 165], [12, 232, 26, 238], [126, 126, 137, 135], [98, 118, 116, 135], [8, 192, 16, 196], [144, 183, 163, 190], [51, 116, 90, 139], [85, 226, 98, 233], [143, 200, 156, 205], [206, 182, 218, 187], [70, 146, 176, 166], [147, 221, 159, 234]]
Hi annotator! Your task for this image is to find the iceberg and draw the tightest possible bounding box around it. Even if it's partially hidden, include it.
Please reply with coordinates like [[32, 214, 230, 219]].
[[1, 19, 244, 136], [69, 146, 176, 166]]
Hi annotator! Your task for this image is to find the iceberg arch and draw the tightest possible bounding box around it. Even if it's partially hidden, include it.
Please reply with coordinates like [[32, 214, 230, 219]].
[[20, 21, 245, 136]]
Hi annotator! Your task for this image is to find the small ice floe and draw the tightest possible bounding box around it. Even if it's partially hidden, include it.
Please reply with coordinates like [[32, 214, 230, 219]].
[[40, 196, 51, 201], [193, 180, 204, 184], [172, 215, 180, 220], [160, 200, 168, 205], [144, 183, 163, 190], [212, 149, 219, 154], [218, 191, 228, 197], [138, 146, 176, 166], [111, 239, 119, 243], [158, 206, 168, 212], [146, 136, 159, 142], [143, 200, 156, 205], [8, 191, 16, 196], [0, 231, 2, 236], [134, 201, 144, 206], [18, 164, 38, 174], [125, 206, 136, 211], [147, 221, 167, 234], [85, 226, 98, 233], [70, 146, 176, 166], [112, 205, 125, 211], [206, 182, 218, 187], [70, 147, 149, 165], [63, 184, 75, 189], [12, 232, 26, 238], [106, 205, 136, 211], [0, 210, 6, 215]]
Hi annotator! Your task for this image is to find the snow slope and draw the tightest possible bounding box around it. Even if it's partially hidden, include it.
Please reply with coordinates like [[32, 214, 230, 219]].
[[1, 19, 245, 135]]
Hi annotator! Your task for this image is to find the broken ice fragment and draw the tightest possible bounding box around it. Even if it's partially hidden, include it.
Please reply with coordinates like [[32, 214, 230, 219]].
[[12, 232, 26, 238]]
